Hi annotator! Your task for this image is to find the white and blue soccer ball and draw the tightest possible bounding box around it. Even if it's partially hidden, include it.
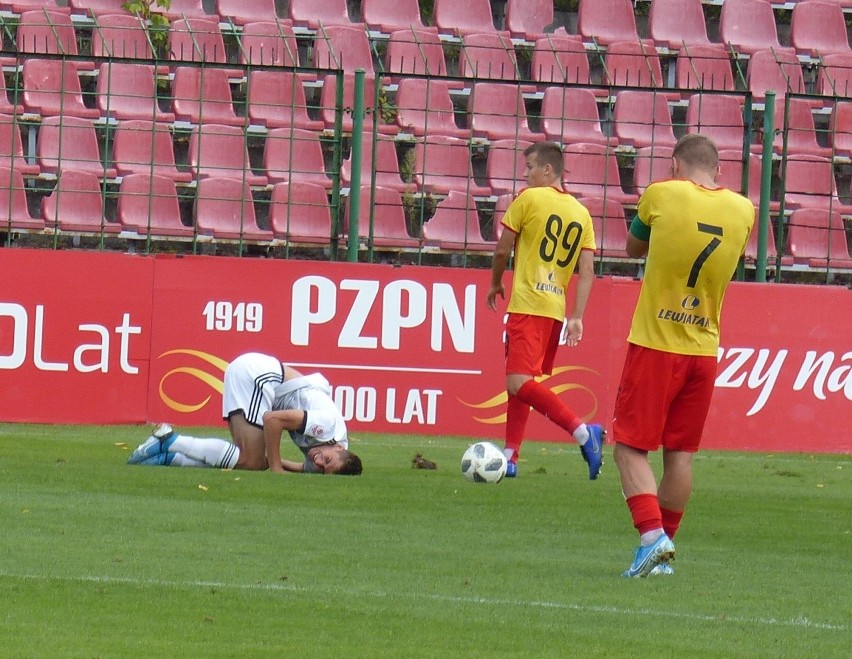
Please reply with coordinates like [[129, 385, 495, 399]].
[[461, 441, 507, 484]]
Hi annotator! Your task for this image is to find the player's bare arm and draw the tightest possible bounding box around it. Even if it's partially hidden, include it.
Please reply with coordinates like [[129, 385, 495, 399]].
[[262, 409, 308, 473], [565, 249, 595, 346], [488, 229, 515, 311]]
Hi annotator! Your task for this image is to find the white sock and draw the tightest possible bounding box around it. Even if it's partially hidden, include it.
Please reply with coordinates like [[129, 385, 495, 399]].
[[573, 424, 590, 446], [503, 448, 515, 461], [168, 435, 240, 469], [640, 529, 664, 546], [169, 452, 208, 468]]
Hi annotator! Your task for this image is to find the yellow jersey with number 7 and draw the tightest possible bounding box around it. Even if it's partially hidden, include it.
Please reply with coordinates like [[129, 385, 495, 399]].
[[628, 179, 755, 356]]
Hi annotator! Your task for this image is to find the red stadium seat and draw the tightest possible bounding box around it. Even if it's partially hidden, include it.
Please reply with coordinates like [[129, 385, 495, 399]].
[[0, 166, 44, 232], [168, 18, 241, 77], [117, 173, 195, 238], [484, 139, 532, 197], [395, 78, 470, 139], [41, 170, 121, 234], [237, 20, 301, 68], [785, 207, 852, 268], [612, 91, 677, 151], [504, 0, 554, 41], [345, 185, 423, 250], [385, 28, 448, 76], [717, 150, 779, 213], [469, 82, 538, 142], [828, 100, 852, 158], [675, 43, 736, 92], [188, 124, 267, 186], [432, 0, 504, 38], [37, 116, 117, 178], [773, 98, 833, 158], [422, 190, 495, 252], [790, 0, 850, 58], [747, 48, 809, 104], [97, 63, 176, 123], [0, 114, 40, 177], [743, 212, 784, 266], [318, 73, 396, 135], [563, 142, 638, 205], [341, 132, 414, 194], [16, 10, 95, 71], [269, 182, 335, 246], [113, 120, 193, 183], [720, 0, 782, 56], [412, 135, 491, 197], [171, 66, 242, 127], [194, 177, 272, 242], [579, 195, 630, 260], [782, 154, 852, 212], [577, 0, 640, 46], [540, 87, 617, 147], [632, 146, 673, 196], [361, 0, 430, 35], [492, 192, 512, 241], [159, 0, 209, 20], [21, 59, 99, 120], [67, 0, 127, 17], [530, 32, 595, 86], [91, 13, 155, 61], [313, 24, 376, 74], [289, 0, 353, 30], [216, 0, 280, 26], [649, 0, 711, 50], [817, 52, 852, 97], [459, 32, 522, 81], [604, 40, 666, 89], [263, 127, 332, 189], [246, 71, 323, 131], [686, 94, 752, 157]]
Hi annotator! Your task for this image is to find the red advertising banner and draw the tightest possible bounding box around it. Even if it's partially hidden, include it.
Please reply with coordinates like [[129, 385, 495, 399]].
[[1, 249, 849, 452], [1, 249, 153, 423]]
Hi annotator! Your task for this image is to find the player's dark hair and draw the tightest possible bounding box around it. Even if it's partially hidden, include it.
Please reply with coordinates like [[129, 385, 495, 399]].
[[673, 133, 719, 172], [336, 451, 363, 476], [523, 141, 564, 176]]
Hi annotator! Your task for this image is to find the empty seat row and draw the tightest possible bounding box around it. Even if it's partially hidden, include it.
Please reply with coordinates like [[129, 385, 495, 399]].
[[12, 0, 852, 60], [6, 111, 852, 208], [10, 53, 852, 162], [4, 165, 849, 268]]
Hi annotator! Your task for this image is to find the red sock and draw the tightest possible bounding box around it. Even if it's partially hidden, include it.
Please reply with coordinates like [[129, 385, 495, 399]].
[[515, 379, 582, 435], [661, 507, 684, 540], [504, 395, 530, 462], [626, 493, 663, 536]]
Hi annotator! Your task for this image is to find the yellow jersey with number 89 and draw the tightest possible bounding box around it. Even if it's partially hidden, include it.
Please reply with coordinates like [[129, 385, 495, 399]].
[[502, 186, 597, 321], [629, 179, 755, 356]]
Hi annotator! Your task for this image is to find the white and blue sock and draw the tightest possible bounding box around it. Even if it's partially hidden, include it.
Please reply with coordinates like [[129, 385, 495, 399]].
[[165, 435, 240, 469]]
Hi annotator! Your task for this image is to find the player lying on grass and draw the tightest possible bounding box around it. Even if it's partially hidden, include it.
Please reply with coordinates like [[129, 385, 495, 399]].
[[127, 352, 363, 476]]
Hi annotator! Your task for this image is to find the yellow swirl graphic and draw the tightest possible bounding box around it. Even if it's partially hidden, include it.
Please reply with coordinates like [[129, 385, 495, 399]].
[[158, 350, 229, 413], [461, 365, 600, 425]]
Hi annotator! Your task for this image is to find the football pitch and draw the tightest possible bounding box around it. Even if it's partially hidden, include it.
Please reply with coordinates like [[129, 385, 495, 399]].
[[0, 424, 849, 658]]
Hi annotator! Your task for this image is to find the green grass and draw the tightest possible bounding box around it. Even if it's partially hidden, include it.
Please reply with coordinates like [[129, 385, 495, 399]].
[[0, 424, 849, 658]]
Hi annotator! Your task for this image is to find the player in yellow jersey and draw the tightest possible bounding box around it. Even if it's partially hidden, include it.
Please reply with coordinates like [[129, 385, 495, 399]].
[[613, 134, 754, 577], [487, 141, 605, 480]]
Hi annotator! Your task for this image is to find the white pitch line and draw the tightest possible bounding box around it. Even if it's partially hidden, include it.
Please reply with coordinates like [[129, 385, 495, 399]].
[[1, 571, 846, 633]]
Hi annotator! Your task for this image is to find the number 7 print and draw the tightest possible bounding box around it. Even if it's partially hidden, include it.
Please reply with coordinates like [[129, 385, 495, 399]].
[[687, 222, 723, 288]]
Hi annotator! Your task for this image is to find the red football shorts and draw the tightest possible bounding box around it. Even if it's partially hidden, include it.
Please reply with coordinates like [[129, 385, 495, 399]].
[[613, 343, 717, 453], [504, 313, 562, 376]]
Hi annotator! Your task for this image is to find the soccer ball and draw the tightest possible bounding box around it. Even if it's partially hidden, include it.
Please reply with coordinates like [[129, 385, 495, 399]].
[[461, 441, 507, 483]]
